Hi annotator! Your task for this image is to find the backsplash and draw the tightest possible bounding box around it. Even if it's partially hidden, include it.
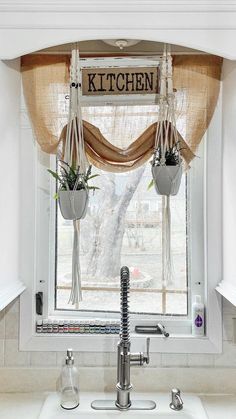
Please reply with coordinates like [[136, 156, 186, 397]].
[[0, 297, 236, 368]]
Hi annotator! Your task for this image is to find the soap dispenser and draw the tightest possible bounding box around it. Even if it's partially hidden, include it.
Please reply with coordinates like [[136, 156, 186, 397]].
[[192, 295, 205, 336], [59, 349, 80, 410]]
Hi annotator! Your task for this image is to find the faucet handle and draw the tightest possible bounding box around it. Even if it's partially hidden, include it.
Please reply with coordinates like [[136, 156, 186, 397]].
[[143, 337, 150, 365], [130, 338, 151, 366]]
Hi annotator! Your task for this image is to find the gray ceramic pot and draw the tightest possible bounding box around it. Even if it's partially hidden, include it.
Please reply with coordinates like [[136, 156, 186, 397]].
[[58, 189, 89, 220], [151, 164, 182, 196]]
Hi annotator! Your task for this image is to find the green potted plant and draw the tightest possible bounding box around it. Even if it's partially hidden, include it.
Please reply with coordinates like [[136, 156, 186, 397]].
[[150, 143, 182, 196], [48, 161, 99, 220]]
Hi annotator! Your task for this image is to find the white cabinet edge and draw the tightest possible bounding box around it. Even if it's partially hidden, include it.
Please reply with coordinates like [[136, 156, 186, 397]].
[[216, 281, 236, 307], [0, 280, 26, 311]]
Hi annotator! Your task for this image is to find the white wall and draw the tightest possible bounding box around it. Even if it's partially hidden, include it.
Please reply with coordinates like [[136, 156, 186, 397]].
[[1, 1, 236, 59], [222, 60, 236, 291], [0, 59, 25, 310]]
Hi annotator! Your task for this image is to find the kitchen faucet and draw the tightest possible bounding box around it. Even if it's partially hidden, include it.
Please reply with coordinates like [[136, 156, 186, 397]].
[[91, 266, 156, 411]]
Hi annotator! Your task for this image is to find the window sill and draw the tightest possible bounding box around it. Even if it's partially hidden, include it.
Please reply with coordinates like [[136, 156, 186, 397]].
[[19, 331, 222, 354]]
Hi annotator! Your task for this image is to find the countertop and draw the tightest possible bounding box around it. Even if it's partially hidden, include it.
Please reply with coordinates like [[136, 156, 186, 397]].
[[0, 393, 236, 419], [0, 393, 47, 419]]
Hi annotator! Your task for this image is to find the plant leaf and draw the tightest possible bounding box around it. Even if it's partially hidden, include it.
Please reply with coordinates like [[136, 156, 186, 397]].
[[60, 166, 69, 177], [69, 166, 77, 177], [59, 160, 70, 169], [87, 174, 100, 180], [47, 169, 61, 182], [49, 163, 99, 193], [147, 179, 154, 190]]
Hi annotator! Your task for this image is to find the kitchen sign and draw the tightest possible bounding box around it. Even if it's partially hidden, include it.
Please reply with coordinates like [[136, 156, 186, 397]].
[[82, 67, 159, 96]]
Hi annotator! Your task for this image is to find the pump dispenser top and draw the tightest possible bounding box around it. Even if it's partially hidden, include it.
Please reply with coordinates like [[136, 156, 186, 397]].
[[194, 295, 202, 304], [65, 349, 74, 365]]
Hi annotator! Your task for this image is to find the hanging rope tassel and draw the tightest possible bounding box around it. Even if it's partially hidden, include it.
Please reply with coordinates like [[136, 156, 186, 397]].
[[63, 46, 90, 307], [68, 220, 82, 308], [162, 196, 175, 287]]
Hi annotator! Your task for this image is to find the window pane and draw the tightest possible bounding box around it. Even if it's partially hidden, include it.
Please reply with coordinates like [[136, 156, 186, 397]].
[[55, 105, 188, 316]]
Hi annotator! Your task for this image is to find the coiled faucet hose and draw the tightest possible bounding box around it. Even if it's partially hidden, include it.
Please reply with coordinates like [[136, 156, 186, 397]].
[[120, 266, 130, 344]]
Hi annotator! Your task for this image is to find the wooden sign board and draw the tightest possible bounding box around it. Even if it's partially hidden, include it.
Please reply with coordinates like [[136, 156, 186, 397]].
[[82, 67, 159, 96]]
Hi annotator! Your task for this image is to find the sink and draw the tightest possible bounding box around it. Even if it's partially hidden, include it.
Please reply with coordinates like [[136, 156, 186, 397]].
[[39, 392, 208, 418]]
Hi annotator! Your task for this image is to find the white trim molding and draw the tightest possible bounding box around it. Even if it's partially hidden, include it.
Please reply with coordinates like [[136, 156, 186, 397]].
[[219, 59, 236, 310], [0, 58, 25, 311], [216, 281, 236, 307], [0, 280, 25, 311], [1, 1, 236, 59]]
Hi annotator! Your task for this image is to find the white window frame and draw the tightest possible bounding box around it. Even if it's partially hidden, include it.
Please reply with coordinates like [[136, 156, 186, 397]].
[[19, 81, 223, 354]]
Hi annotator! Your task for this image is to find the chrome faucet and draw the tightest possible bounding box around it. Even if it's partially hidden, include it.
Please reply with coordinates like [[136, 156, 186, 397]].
[[116, 266, 154, 409], [170, 388, 183, 411], [91, 266, 156, 411]]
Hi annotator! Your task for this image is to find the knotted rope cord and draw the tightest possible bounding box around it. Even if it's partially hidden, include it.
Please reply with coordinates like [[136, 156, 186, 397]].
[[64, 47, 88, 171], [154, 44, 180, 287], [154, 44, 180, 163], [64, 45, 89, 306]]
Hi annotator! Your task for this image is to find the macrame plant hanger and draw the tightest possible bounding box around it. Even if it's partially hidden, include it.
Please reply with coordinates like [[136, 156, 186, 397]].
[[63, 45, 89, 308], [153, 44, 182, 286]]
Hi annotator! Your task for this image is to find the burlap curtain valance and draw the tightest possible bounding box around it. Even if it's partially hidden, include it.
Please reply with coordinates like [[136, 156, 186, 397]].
[[59, 119, 194, 172], [21, 54, 222, 172]]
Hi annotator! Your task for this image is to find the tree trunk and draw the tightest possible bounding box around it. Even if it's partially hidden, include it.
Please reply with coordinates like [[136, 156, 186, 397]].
[[93, 166, 145, 278], [82, 173, 118, 276]]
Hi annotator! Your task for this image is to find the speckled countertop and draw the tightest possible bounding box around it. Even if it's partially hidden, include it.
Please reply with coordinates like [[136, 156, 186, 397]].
[[0, 393, 236, 419]]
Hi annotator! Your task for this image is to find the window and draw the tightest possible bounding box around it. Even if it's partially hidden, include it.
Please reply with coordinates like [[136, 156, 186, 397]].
[[54, 104, 189, 317], [19, 77, 222, 354], [56, 163, 188, 316]]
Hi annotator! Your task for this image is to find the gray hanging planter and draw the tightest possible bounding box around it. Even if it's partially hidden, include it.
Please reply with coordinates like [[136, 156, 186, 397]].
[[152, 164, 182, 196], [58, 189, 89, 220]]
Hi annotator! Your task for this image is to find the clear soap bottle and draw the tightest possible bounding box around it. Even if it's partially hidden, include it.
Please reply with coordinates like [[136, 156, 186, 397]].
[[59, 349, 80, 410]]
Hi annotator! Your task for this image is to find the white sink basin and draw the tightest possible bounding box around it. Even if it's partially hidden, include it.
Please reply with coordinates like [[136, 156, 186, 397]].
[[39, 392, 208, 419]]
